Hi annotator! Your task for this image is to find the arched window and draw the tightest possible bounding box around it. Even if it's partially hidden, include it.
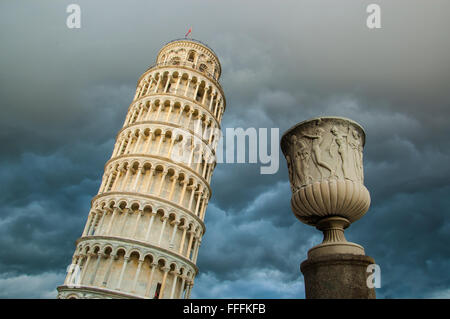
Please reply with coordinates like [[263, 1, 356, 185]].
[[199, 64, 207, 72], [196, 87, 203, 102]]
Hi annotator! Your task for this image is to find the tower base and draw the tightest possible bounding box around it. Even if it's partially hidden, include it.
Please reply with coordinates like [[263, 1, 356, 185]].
[[300, 253, 376, 299]]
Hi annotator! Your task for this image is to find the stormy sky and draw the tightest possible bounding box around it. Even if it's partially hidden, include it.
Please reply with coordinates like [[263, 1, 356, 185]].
[[1, 0, 450, 298]]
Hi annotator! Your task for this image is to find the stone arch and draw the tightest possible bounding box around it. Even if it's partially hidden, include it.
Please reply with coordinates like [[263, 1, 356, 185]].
[[91, 244, 102, 254], [129, 201, 141, 212], [187, 50, 196, 62], [117, 200, 127, 210], [82, 244, 91, 254], [155, 206, 167, 219], [143, 252, 155, 264], [142, 203, 153, 213], [169, 262, 179, 273], [106, 199, 117, 209], [168, 211, 178, 223]]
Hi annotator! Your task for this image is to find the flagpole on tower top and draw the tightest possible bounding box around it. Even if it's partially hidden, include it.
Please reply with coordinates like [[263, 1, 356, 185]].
[[185, 27, 192, 38]]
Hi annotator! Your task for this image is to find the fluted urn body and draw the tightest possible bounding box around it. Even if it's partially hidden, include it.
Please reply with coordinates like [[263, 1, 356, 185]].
[[281, 117, 370, 258]]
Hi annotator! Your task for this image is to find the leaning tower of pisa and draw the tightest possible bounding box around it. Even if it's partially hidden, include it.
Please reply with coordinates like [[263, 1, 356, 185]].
[[57, 39, 226, 299]]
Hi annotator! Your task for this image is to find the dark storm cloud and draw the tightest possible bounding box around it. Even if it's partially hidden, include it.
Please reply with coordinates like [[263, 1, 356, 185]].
[[0, 0, 449, 298]]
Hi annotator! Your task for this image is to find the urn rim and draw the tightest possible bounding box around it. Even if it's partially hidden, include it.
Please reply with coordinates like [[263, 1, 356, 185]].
[[280, 116, 366, 153]]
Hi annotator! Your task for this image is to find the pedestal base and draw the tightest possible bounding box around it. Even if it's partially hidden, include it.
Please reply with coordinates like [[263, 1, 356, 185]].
[[300, 254, 376, 299]]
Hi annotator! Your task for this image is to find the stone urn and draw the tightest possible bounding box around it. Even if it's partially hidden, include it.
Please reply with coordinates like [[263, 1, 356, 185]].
[[281, 117, 371, 258]]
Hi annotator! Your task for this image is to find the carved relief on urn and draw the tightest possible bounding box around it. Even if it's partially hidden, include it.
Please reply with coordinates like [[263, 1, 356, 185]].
[[281, 117, 371, 258]]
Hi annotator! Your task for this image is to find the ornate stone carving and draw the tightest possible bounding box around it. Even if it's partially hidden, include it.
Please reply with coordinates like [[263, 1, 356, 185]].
[[281, 117, 371, 258]]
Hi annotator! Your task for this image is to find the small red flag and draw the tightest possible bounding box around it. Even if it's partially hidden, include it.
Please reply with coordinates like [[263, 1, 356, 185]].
[[185, 28, 192, 38]]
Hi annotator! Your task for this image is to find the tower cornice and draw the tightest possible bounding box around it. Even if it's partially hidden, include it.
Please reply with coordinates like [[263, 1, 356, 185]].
[[60, 38, 224, 299], [103, 154, 214, 198], [75, 235, 200, 273], [91, 191, 207, 233], [129, 93, 224, 128], [116, 120, 218, 156]]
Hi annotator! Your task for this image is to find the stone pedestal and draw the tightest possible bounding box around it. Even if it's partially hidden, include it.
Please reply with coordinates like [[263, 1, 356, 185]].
[[301, 254, 376, 299]]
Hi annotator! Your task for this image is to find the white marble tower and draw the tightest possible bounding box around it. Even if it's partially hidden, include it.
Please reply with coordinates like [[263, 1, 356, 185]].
[[57, 38, 226, 299]]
